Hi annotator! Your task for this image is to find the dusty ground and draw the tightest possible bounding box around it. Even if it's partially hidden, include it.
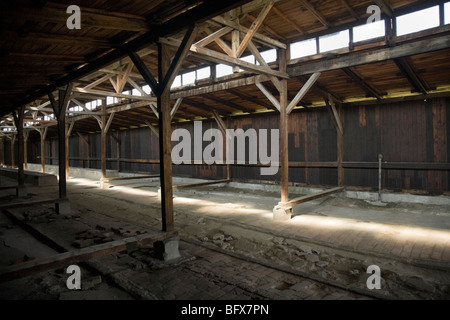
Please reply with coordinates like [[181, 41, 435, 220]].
[[1, 174, 450, 300]]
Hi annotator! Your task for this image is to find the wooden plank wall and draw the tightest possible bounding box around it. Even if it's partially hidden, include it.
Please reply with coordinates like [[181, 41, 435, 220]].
[[28, 97, 450, 192]]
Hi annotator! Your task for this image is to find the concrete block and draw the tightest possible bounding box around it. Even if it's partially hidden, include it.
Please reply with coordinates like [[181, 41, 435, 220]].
[[273, 205, 292, 221], [154, 237, 181, 261], [55, 200, 71, 215], [16, 185, 28, 197]]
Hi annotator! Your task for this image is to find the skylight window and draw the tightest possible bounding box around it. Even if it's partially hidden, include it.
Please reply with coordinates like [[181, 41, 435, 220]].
[[182, 71, 196, 85], [353, 20, 385, 42], [142, 85, 151, 94], [396, 6, 440, 36], [319, 30, 349, 53], [132, 88, 141, 96], [241, 55, 255, 64], [196, 67, 211, 80], [172, 75, 182, 88], [260, 49, 277, 63], [290, 38, 317, 59], [445, 2, 450, 25], [107, 97, 115, 105], [216, 64, 233, 78]]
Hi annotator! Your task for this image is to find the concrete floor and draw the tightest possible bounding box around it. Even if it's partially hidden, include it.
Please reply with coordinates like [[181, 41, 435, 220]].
[[1, 168, 450, 300]]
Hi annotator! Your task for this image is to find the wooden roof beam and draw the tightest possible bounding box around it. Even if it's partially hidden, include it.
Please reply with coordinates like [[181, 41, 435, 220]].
[[289, 35, 450, 76], [299, 0, 330, 28], [272, 6, 304, 35], [297, 75, 342, 103], [210, 15, 286, 49], [203, 94, 253, 113], [227, 88, 277, 111], [394, 58, 429, 94], [0, 6, 150, 32], [342, 68, 383, 100]]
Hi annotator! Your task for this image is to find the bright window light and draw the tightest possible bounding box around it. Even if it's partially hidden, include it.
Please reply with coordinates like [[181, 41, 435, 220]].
[[142, 85, 151, 94], [353, 20, 385, 42], [196, 66, 211, 80], [216, 64, 233, 78], [172, 75, 181, 88], [132, 88, 141, 96], [241, 55, 255, 64], [396, 6, 440, 36], [445, 2, 450, 25], [260, 49, 277, 63], [290, 38, 317, 59], [85, 102, 91, 110], [319, 30, 349, 52], [182, 71, 196, 85]]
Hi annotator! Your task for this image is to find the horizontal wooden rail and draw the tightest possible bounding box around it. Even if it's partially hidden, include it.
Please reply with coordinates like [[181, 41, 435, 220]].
[[0, 230, 178, 283], [173, 179, 230, 190], [102, 175, 160, 182], [0, 198, 65, 211], [279, 187, 345, 208]]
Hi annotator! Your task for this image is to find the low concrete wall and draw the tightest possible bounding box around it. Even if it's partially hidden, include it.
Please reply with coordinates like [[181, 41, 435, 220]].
[[229, 181, 450, 206], [0, 167, 58, 186], [26, 163, 119, 180]]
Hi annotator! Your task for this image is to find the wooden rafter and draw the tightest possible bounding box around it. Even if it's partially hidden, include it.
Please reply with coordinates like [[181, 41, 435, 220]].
[[211, 15, 286, 49], [72, 87, 156, 102], [394, 58, 429, 94], [237, 1, 275, 57], [255, 82, 280, 111], [286, 72, 321, 114], [299, 0, 330, 28], [203, 94, 251, 113], [342, 68, 383, 100], [272, 6, 304, 34]]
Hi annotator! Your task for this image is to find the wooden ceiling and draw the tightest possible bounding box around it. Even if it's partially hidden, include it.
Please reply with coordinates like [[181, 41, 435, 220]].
[[1, 0, 450, 139]]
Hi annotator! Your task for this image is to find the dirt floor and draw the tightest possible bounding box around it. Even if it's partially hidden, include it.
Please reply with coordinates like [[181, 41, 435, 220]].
[[1, 174, 450, 300]]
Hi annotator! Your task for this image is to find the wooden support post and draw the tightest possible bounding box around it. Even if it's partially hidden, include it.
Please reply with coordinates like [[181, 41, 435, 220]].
[[279, 51, 289, 204], [10, 134, 16, 168], [23, 130, 29, 170], [65, 117, 69, 179], [35, 126, 49, 173], [101, 99, 107, 182], [0, 136, 4, 167], [326, 97, 344, 187], [49, 83, 73, 200], [159, 43, 175, 232], [337, 108, 344, 187], [130, 25, 196, 232], [13, 106, 25, 189]]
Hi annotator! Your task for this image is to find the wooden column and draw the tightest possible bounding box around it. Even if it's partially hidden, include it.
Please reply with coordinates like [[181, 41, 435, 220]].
[[13, 106, 25, 188], [39, 128, 48, 173], [65, 117, 70, 179], [159, 43, 175, 232], [326, 97, 344, 187], [0, 136, 4, 166], [101, 99, 107, 181], [337, 108, 344, 187], [23, 130, 29, 170], [10, 134, 16, 168], [279, 49, 289, 203], [49, 83, 73, 200], [130, 24, 197, 232]]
